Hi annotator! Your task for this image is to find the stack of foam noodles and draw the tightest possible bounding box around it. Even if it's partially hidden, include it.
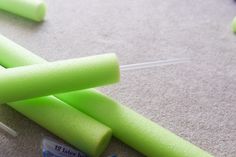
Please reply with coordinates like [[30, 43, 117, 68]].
[[0, 34, 214, 157], [0, 0, 214, 157]]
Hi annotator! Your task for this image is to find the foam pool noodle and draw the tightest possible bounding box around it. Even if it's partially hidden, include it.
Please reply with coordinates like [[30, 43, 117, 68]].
[[0, 34, 213, 157], [232, 16, 236, 33], [0, 53, 120, 104], [0, 0, 46, 22], [0, 66, 112, 157]]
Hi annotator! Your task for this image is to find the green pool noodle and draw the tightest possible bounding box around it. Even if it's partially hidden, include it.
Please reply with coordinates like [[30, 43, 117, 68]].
[[0, 65, 112, 157], [232, 16, 236, 33], [0, 35, 213, 157], [0, 53, 120, 104], [0, 0, 46, 22], [58, 90, 214, 157]]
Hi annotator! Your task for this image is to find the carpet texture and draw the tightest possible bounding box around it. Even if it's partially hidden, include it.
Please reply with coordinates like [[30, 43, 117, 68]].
[[0, 0, 236, 157]]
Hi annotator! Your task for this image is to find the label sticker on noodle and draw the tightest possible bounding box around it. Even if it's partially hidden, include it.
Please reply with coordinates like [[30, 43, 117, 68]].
[[42, 138, 87, 157]]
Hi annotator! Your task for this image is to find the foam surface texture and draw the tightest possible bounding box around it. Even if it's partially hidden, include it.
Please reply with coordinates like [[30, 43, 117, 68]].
[[0, 51, 119, 103]]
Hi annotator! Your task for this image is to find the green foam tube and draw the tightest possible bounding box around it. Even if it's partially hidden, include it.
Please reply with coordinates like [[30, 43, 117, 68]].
[[232, 16, 236, 33], [0, 66, 111, 157], [0, 0, 46, 22], [0, 53, 120, 104], [0, 34, 213, 157], [58, 90, 214, 157]]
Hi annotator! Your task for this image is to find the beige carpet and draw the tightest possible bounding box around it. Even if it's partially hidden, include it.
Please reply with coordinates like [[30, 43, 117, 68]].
[[0, 0, 236, 156]]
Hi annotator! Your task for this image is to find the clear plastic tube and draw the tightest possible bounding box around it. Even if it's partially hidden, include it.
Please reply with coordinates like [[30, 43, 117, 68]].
[[0, 122, 17, 137], [120, 58, 190, 71]]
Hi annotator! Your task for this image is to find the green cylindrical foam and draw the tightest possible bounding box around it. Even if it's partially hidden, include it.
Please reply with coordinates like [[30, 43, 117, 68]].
[[58, 90, 214, 157], [0, 65, 112, 157], [232, 16, 236, 33], [0, 53, 120, 104], [0, 34, 213, 157], [0, 0, 46, 21]]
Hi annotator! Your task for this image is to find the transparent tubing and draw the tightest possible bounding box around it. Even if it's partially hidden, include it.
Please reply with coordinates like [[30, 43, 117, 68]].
[[120, 58, 190, 71], [0, 122, 17, 137]]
